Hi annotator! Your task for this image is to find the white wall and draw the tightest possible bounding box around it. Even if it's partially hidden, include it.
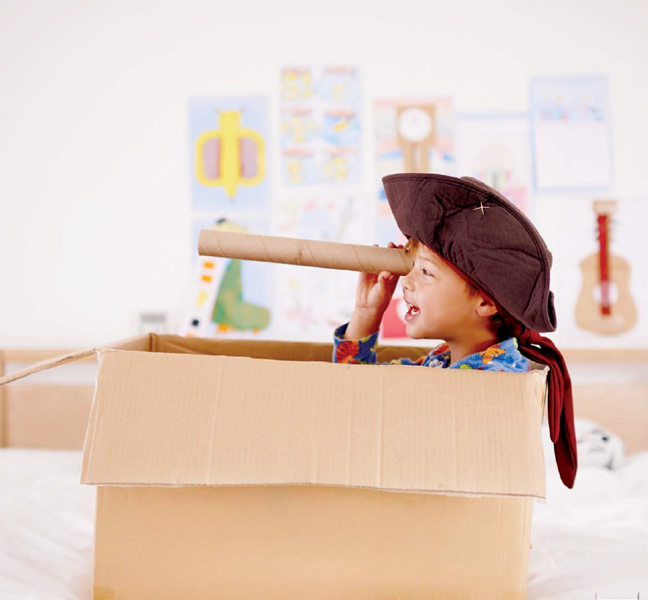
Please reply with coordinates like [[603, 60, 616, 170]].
[[1, 0, 646, 347]]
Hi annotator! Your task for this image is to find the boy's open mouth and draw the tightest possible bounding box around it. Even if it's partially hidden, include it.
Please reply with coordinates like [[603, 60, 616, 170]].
[[405, 301, 420, 321]]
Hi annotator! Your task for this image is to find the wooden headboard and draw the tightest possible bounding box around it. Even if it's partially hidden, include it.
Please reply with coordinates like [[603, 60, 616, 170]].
[[1, 347, 646, 453]]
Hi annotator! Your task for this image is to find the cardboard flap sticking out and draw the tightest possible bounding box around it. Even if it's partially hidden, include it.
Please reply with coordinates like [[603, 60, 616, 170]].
[[0, 348, 97, 386], [82, 350, 548, 499], [0, 334, 151, 386]]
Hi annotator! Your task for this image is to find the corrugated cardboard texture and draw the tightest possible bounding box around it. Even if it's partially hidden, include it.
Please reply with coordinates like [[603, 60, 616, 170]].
[[82, 349, 547, 498], [93, 485, 533, 600]]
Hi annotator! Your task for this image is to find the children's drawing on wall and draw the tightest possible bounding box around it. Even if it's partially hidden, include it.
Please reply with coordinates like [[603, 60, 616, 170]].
[[181, 216, 272, 339], [272, 264, 359, 342], [531, 76, 613, 190], [190, 96, 270, 211], [455, 113, 532, 215], [281, 66, 361, 185], [575, 200, 637, 335], [271, 195, 367, 341], [273, 194, 367, 244], [545, 196, 646, 348], [375, 97, 455, 200]]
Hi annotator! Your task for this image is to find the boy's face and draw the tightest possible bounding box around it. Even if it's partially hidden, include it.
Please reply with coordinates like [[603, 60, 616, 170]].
[[400, 244, 481, 341]]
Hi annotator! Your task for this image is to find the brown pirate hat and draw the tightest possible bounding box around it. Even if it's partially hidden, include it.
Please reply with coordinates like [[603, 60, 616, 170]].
[[382, 172, 577, 489]]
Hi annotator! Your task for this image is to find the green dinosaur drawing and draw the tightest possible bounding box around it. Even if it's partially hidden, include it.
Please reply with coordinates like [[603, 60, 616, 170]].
[[212, 258, 270, 332]]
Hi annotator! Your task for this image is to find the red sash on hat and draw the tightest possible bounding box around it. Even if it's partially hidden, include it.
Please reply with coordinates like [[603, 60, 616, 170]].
[[512, 323, 578, 488]]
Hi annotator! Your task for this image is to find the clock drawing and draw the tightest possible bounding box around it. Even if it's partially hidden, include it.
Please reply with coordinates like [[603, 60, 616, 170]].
[[396, 105, 437, 172]]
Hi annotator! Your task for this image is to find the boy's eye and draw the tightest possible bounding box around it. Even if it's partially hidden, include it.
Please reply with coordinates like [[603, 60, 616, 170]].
[[420, 267, 433, 277]]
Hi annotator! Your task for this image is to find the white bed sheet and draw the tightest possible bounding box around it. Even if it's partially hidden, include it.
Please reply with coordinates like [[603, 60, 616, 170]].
[[1, 447, 647, 600], [528, 440, 648, 600]]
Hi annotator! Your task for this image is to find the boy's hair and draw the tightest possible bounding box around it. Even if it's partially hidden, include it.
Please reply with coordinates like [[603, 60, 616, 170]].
[[404, 237, 512, 341]]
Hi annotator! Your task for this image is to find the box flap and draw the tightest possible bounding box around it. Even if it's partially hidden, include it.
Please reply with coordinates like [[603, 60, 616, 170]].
[[152, 334, 335, 362], [151, 333, 433, 364], [0, 334, 151, 386], [82, 349, 547, 498]]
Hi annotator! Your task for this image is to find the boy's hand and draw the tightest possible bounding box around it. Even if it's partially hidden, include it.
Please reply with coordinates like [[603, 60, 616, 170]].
[[354, 242, 403, 317]]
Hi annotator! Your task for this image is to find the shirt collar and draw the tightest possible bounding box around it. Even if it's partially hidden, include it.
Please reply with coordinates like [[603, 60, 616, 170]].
[[427, 337, 524, 369]]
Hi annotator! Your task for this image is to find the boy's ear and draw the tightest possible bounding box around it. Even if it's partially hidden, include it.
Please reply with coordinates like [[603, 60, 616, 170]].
[[474, 296, 498, 318]]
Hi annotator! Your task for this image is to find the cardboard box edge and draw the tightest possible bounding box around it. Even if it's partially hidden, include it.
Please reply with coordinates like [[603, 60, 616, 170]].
[[0, 334, 151, 387]]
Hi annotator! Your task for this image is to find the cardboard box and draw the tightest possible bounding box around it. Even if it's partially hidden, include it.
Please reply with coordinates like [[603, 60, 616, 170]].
[[1, 333, 548, 600]]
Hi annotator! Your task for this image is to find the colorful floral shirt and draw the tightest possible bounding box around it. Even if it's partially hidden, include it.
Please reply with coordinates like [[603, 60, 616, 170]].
[[333, 322, 529, 372]]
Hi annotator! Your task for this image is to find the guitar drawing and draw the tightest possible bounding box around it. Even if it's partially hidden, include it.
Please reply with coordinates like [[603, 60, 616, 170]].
[[575, 199, 637, 335]]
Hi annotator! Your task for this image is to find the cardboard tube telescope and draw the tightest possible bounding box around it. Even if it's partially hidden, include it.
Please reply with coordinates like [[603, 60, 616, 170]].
[[198, 230, 414, 276]]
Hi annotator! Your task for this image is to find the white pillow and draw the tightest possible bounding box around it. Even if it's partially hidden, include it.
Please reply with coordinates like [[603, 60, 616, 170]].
[[541, 417, 626, 472]]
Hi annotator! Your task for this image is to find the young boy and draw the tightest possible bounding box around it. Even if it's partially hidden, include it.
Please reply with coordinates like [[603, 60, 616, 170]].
[[332, 173, 577, 489], [334, 237, 529, 372]]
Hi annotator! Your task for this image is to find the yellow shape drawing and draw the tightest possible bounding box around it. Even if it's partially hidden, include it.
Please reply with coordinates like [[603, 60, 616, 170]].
[[333, 119, 349, 132], [196, 110, 265, 199], [324, 155, 348, 182], [287, 159, 303, 183], [196, 290, 208, 307]]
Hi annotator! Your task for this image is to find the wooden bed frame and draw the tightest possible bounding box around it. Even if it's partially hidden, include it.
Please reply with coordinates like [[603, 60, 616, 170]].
[[1, 347, 646, 454]]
